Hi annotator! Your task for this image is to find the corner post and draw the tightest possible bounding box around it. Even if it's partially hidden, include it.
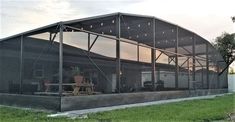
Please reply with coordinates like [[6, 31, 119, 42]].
[[137, 43, 139, 62], [59, 23, 64, 96], [187, 58, 190, 89], [88, 33, 90, 52], [19, 35, 24, 94], [116, 13, 121, 93], [151, 18, 156, 90], [206, 43, 209, 89], [175, 26, 179, 89], [192, 34, 196, 82]]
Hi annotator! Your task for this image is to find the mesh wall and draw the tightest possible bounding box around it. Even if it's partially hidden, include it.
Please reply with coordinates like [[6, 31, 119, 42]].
[[155, 19, 177, 90], [0, 37, 21, 93], [194, 35, 207, 89], [22, 26, 60, 95], [177, 27, 194, 89], [0, 13, 228, 96], [63, 30, 117, 94], [119, 15, 153, 92]]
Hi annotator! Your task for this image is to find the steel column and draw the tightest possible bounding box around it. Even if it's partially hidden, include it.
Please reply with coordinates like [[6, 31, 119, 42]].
[[206, 43, 209, 89], [192, 34, 196, 82], [187, 58, 190, 89], [59, 23, 63, 96], [201, 66, 204, 88], [175, 26, 179, 89], [116, 14, 121, 93], [151, 18, 156, 90], [19, 35, 24, 94], [216, 62, 219, 88], [88, 33, 90, 52], [137, 43, 139, 62]]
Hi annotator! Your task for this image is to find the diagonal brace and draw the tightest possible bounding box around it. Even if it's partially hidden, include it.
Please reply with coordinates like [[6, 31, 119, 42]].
[[88, 35, 99, 51]]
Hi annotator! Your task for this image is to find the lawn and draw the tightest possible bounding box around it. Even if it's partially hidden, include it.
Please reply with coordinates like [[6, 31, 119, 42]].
[[0, 93, 234, 122]]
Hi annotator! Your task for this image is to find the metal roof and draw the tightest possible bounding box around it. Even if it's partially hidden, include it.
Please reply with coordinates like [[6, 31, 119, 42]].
[[0, 12, 220, 59]]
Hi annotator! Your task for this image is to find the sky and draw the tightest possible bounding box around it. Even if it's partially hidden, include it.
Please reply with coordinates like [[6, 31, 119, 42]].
[[0, 0, 235, 68]]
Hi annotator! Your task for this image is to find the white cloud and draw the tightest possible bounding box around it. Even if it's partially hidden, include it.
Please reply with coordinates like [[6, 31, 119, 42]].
[[1, 0, 234, 41]]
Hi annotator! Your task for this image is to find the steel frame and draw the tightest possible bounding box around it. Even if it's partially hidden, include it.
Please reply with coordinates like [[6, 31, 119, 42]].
[[4, 13, 227, 96]]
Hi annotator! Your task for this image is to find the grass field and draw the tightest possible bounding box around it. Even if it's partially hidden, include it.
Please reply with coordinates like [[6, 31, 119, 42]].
[[0, 93, 234, 122]]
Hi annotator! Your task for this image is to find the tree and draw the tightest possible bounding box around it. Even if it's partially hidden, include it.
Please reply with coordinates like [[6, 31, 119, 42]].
[[230, 67, 235, 74], [213, 33, 235, 75], [213, 33, 235, 64], [232, 16, 235, 23]]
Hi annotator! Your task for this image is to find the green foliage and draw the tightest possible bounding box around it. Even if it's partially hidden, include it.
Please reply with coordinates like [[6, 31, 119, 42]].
[[213, 33, 235, 64], [230, 68, 235, 74], [0, 94, 234, 122]]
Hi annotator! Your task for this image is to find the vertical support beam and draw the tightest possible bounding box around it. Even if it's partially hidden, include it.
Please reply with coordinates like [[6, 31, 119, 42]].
[[137, 43, 139, 62], [201, 66, 204, 88], [19, 35, 24, 94], [59, 23, 63, 96], [88, 33, 90, 52], [49, 32, 52, 41], [187, 58, 190, 89], [206, 43, 209, 89], [192, 34, 196, 82], [216, 62, 220, 88], [116, 14, 121, 93], [151, 18, 156, 90], [175, 26, 179, 89]]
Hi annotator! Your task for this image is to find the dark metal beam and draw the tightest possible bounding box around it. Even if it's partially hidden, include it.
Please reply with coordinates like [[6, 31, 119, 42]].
[[116, 14, 121, 93], [216, 62, 220, 88], [196, 59, 203, 67], [168, 57, 175, 64], [88, 35, 99, 51], [151, 18, 156, 90], [206, 43, 209, 89], [181, 46, 191, 54], [180, 57, 189, 67], [19, 35, 24, 94], [155, 52, 162, 61], [187, 58, 190, 89], [175, 26, 179, 89], [64, 25, 207, 62], [192, 34, 196, 82], [88, 33, 90, 52], [137, 43, 139, 62], [59, 23, 63, 96]]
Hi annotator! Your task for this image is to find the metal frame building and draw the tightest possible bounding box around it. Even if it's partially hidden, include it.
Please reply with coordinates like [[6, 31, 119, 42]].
[[0, 13, 228, 111]]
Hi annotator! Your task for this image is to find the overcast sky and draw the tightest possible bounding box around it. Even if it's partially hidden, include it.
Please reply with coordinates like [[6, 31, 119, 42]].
[[1, 0, 234, 41], [0, 0, 234, 68]]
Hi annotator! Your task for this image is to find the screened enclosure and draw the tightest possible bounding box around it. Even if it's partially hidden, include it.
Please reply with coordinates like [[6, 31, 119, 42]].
[[0, 13, 228, 96]]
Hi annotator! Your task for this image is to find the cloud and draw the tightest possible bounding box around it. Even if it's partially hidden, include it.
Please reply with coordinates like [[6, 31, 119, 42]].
[[1, 0, 234, 41], [1, 0, 81, 38]]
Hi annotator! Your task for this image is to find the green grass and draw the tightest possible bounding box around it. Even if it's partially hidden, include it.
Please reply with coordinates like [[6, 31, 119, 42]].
[[0, 94, 234, 122]]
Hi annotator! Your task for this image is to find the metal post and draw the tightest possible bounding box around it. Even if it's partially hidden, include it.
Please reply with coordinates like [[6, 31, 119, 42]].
[[49, 32, 52, 41], [216, 62, 219, 88], [206, 43, 209, 89], [192, 34, 196, 82], [59, 23, 63, 96], [201, 66, 204, 88], [116, 14, 121, 93], [151, 18, 156, 90], [137, 43, 139, 62], [88, 33, 90, 52], [175, 26, 179, 89], [19, 35, 23, 94], [187, 58, 190, 89]]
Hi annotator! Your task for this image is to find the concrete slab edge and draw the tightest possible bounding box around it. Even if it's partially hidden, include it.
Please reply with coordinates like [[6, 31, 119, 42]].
[[48, 93, 231, 118]]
